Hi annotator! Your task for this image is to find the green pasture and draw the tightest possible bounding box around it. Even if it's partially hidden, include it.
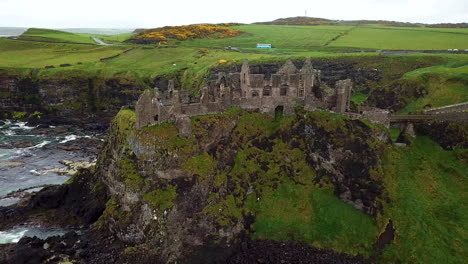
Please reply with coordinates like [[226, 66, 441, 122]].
[[330, 27, 468, 50], [0, 38, 126, 69], [179, 25, 352, 49]]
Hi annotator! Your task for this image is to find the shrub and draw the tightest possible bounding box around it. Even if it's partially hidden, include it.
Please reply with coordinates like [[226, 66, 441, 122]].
[[131, 24, 243, 44]]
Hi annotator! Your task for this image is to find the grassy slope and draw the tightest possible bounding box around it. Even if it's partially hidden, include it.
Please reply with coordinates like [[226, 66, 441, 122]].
[[330, 27, 468, 50], [0, 38, 126, 69], [96, 33, 135, 44], [398, 55, 468, 113], [379, 137, 467, 263], [18, 28, 96, 44], [251, 179, 377, 256]]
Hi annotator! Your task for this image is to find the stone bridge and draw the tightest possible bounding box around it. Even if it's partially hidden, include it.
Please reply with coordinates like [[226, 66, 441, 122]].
[[389, 103, 468, 137]]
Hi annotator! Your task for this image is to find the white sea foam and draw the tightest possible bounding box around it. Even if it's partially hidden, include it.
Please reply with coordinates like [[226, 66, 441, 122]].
[[59, 135, 77, 144], [0, 227, 70, 244], [28, 140, 51, 149], [58, 135, 92, 144], [10, 122, 36, 130], [0, 229, 28, 244], [0, 197, 21, 207], [29, 170, 42, 176]]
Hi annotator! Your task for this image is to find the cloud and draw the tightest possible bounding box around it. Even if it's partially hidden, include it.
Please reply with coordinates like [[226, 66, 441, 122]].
[[0, 0, 466, 28]]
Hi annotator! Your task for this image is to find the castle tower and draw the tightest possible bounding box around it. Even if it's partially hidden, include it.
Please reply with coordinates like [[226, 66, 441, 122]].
[[278, 60, 298, 75], [335, 79, 352, 113], [300, 57, 314, 74], [172, 90, 182, 114], [240, 60, 250, 98], [300, 57, 314, 97]]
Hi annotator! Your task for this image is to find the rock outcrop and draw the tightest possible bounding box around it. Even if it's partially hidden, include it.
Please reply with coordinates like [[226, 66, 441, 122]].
[[91, 108, 389, 262]]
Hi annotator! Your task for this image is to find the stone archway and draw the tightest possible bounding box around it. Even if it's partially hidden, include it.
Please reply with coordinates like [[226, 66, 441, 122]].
[[275, 105, 284, 119]]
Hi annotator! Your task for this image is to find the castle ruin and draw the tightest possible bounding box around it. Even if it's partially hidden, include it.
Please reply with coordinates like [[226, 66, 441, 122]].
[[135, 58, 353, 129]]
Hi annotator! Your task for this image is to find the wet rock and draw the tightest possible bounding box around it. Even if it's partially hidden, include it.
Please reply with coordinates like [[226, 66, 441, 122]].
[[0, 161, 25, 168], [36, 160, 95, 176], [36, 124, 50, 129], [226, 239, 369, 264], [57, 145, 82, 151], [26, 168, 108, 225], [8, 236, 49, 264], [375, 220, 395, 251], [415, 121, 468, 150], [0, 141, 36, 149]]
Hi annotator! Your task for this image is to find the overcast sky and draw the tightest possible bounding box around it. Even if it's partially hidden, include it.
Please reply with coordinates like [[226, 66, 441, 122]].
[[0, 0, 466, 28]]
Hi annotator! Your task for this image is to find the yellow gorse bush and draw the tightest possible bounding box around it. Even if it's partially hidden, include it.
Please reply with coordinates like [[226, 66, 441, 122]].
[[134, 24, 243, 43]]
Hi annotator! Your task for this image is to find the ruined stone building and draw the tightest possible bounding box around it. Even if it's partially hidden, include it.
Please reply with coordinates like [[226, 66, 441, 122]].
[[136, 58, 353, 129]]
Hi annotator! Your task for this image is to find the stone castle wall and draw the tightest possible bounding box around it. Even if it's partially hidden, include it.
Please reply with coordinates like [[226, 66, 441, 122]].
[[136, 58, 354, 129]]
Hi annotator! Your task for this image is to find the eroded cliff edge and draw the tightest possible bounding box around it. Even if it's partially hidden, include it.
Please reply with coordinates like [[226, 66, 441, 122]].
[[93, 108, 390, 263]]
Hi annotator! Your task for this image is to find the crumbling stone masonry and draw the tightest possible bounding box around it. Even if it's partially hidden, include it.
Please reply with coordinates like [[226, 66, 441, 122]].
[[136, 58, 355, 129]]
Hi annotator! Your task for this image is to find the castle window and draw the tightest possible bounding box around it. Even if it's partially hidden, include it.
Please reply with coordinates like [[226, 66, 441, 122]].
[[243, 73, 246, 84], [252, 91, 259, 97], [263, 87, 271, 96], [280, 86, 288, 96], [298, 89, 304, 97]]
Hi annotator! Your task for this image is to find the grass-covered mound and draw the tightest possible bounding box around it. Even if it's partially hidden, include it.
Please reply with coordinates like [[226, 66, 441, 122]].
[[18, 28, 96, 44], [129, 24, 244, 44]]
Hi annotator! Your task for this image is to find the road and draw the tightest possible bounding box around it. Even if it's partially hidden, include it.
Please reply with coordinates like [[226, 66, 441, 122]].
[[92, 37, 111, 46]]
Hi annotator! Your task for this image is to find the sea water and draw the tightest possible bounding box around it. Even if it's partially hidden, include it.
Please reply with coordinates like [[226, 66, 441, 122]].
[[0, 121, 98, 204], [0, 227, 70, 244]]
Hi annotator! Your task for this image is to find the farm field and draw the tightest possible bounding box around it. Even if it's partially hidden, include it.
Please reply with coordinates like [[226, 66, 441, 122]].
[[0, 38, 126, 69], [179, 25, 353, 49], [330, 27, 468, 50]]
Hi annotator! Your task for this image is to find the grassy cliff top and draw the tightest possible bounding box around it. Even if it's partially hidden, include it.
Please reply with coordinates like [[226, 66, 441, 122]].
[[18, 28, 97, 44]]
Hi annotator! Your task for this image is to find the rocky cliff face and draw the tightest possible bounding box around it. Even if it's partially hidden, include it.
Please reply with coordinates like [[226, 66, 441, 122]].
[[0, 73, 144, 125], [93, 108, 389, 262]]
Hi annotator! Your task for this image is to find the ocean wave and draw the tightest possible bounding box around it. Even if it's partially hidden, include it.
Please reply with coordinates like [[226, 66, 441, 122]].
[[58, 135, 92, 144], [28, 140, 51, 149], [0, 229, 28, 244], [10, 122, 36, 130], [0, 227, 70, 244]]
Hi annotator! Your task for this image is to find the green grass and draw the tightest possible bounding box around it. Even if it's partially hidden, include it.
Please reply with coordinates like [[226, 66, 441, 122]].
[[96, 33, 135, 44], [0, 38, 126, 69], [251, 179, 378, 256], [379, 137, 468, 263], [19, 28, 96, 44], [398, 60, 468, 113], [390, 127, 400, 142], [376, 26, 468, 34], [330, 27, 468, 50], [179, 25, 353, 49], [351, 92, 370, 105], [143, 188, 177, 212]]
